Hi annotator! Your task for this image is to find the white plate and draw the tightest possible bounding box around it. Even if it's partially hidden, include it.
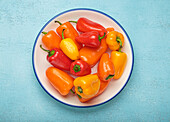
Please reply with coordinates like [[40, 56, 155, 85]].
[[32, 8, 134, 108]]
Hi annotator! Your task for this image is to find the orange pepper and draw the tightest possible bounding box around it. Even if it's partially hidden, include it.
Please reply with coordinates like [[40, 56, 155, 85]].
[[98, 53, 115, 81], [46, 67, 74, 96], [106, 27, 115, 33], [79, 38, 108, 67], [55, 21, 82, 50], [106, 31, 124, 51], [42, 30, 61, 50], [111, 50, 127, 79], [77, 73, 110, 103]]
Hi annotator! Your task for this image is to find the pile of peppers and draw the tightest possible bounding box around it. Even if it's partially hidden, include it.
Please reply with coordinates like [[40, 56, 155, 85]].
[[40, 17, 127, 103]]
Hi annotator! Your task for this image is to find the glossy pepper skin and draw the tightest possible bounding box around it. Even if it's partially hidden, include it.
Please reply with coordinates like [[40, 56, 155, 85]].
[[78, 78, 110, 103], [46, 67, 74, 96], [98, 53, 115, 81], [106, 31, 124, 51], [70, 60, 91, 76], [40, 45, 72, 71], [42, 30, 61, 50], [79, 38, 108, 67], [70, 17, 107, 36], [75, 31, 106, 47], [74, 74, 100, 99], [106, 27, 115, 33], [55, 21, 82, 50], [60, 29, 79, 60], [111, 50, 127, 79]]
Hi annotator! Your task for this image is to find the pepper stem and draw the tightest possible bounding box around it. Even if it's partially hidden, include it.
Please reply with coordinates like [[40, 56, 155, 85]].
[[98, 32, 106, 42], [40, 45, 50, 53], [77, 94, 82, 99], [40, 45, 55, 57], [42, 32, 48, 34], [116, 37, 122, 52], [73, 65, 81, 73], [69, 21, 77, 23], [70, 89, 75, 94], [62, 29, 65, 40], [54, 21, 62, 25], [106, 75, 114, 80], [78, 86, 83, 93], [118, 47, 122, 52]]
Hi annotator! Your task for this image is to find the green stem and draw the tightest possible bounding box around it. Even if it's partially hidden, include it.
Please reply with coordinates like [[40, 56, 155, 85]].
[[73, 65, 81, 73], [40, 45, 50, 53], [40, 45, 55, 57], [70, 89, 75, 94], [54, 21, 62, 25], [116, 37, 122, 52], [118, 47, 122, 52], [62, 29, 65, 39], [98, 33, 106, 42], [77, 94, 82, 99], [105, 75, 114, 80], [78, 86, 83, 93], [49, 50, 55, 57], [42, 32, 48, 34], [69, 21, 77, 23]]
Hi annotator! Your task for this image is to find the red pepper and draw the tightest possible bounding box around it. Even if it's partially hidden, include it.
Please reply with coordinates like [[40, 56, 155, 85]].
[[75, 31, 106, 47], [69, 17, 107, 36], [40, 45, 72, 71], [70, 60, 91, 76]]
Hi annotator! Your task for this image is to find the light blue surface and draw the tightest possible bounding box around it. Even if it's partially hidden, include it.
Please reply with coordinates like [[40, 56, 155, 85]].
[[0, 0, 169, 121]]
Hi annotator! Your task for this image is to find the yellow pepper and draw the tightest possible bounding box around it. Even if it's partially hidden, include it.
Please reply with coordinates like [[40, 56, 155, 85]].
[[60, 29, 79, 60], [111, 49, 127, 79], [106, 31, 124, 51], [74, 74, 100, 99]]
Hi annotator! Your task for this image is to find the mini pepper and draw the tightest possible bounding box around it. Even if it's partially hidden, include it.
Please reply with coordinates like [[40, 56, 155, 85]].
[[106, 27, 115, 33], [78, 77, 110, 103], [60, 29, 79, 60], [74, 74, 100, 99], [40, 45, 72, 71], [69, 17, 107, 36], [98, 53, 115, 81], [70, 60, 91, 76], [79, 38, 108, 67], [111, 46, 127, 79], [75, 31, 106, 47], [55, 21, 82, 50], [46, 67, 74, 96], [42, 30, 61, 50], [106, 31, 124, 51]]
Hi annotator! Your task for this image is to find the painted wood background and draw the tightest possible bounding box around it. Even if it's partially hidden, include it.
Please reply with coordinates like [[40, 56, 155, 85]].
[[0, 0, 169, 121]]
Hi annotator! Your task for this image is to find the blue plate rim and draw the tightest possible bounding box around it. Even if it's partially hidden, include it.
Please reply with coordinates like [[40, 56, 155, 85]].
[[32, 8, 134, 108]]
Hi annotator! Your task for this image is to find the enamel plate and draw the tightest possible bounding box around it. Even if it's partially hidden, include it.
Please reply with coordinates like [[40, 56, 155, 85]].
[[32, 8, 134, 108]]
